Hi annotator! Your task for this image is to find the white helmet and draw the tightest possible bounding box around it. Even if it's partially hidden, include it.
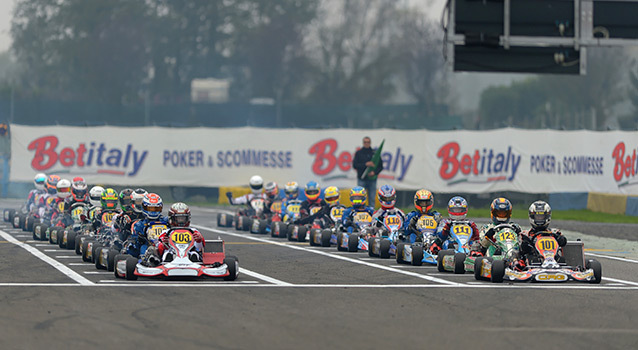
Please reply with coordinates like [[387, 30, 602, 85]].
[[89, 186, 105, 206], [131, 188, 148, 213], [56, 179, 72, 199], [34, 173, 47, 190], [249, 175, 264, 194]]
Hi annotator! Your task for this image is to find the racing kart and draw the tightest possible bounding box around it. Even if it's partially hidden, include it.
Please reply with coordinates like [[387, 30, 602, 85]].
[[471, 224, 521, 279], [368, 211, 404, 258], [235, 197, 265, 231], [485, 230, 602, 283], [271, 199, 301, 239], [436, 220, 484, 274], [58, 203, 91, 250], [114, 228, 239, 281], [80, 210, 119, 263], [336, 211, 374, 252], [396, 214, 440, 265], [309, 205, 345, 247]]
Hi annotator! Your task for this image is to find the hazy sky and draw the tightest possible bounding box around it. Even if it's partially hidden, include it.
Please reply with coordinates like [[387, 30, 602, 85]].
[[0, 0, 13, 52]]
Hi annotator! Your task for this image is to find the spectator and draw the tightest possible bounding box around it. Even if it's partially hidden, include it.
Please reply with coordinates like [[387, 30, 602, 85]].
[[352, 136, 383, 206]]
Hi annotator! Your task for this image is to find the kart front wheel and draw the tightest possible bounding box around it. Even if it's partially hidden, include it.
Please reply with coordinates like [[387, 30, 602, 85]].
[[586, 259, 602, 284], [347, 234, 358, 252], [320, 230, 331, 247], [437, 249, 454, 272], [379, 239, 391, 259], [125, 256, 138, 280], [396, 243, 406, 264], [454, 253, 466, 274], [411, 245, 423, 266], [368, 237, 379, 257], [223, 256, 239, 281], [491, 259, 505, 283]]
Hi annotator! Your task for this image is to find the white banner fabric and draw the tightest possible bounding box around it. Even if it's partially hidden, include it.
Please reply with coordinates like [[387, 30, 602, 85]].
[[9, 125, 638, 194]]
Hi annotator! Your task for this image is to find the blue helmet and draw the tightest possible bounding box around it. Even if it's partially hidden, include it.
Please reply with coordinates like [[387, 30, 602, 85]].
[[305, 181, 320, 202], [350, 186, 367, 207], [377, 185, 396, 209]]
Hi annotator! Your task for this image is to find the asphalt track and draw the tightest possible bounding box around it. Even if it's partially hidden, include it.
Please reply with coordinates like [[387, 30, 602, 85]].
[[0, 201, 637, 350]]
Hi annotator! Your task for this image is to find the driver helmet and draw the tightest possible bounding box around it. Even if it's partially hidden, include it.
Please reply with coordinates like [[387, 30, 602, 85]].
[[46, 175, 61, 195], [56, 179, 72, 199], [529, 200, 551, 230], [304, 181, 321, 203], [324, 186, 340, 206], [119, 188, 134, 212], [414, 189, 434, 214], [249, 175, 264, 194], [34, 173, 47, 190], [168, 202, 191, 227], [71, 180, 88, 201], [89, 186, 104, 206], [490, 197, 512, 224], [377, 185, 396, 210], [284, 181, 299, 200], [142, 193, 163, 220], [349, 186, 367, 207], [131, 188, 148, 213], [447, 196, 468, 220], [264, 182, 279, 200], [100, 188, 119, 210]]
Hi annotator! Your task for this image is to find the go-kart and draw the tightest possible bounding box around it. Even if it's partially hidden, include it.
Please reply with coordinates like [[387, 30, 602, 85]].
[[80, 210, 120, 263], [336, 211, 374, 252], [396, 214, 440, 265], [234, 197, 265, 231], [309, 205, 345, 247], [270, 199, 301, 238], [114, 228, 239, 281], [436, 220, 484, 274], [471, 224, 521, 279], [485, 230, 601, 283], [58, 203, 91, 250], [368, 210, 404, 258]]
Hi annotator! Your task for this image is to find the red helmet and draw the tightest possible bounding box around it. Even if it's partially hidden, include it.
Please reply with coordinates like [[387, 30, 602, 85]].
[[168, 202, 191, 227], [71, 179, 88, 201]]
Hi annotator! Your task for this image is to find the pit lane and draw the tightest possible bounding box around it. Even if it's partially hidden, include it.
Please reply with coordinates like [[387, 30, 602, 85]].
[[0, 202, 637, 349]]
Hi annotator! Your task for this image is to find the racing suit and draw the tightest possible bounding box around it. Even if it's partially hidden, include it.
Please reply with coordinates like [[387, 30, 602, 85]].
[[227, 192, 267, 217], [403, 210, 442, 245], [372, 207, 406, 229], [25, 189, 46, 212], [522, 226, 567, 263], [156, 227, 205, 264], [127, 216, 170, 259], [479, 222, 523, 252], [341, 206, 375, 233], [296, 199, 330, 226], [111, 210, 144, 242]]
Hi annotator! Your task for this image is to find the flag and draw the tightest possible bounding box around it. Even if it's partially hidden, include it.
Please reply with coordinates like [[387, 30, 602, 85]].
[[361, 139, 384, 180]]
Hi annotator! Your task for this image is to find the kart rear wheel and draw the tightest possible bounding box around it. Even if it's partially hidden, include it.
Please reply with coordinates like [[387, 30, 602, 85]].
[[396, 243, 406, 264], [271, 221, 281, 237], [586, 259, 602, 284], [59, 229, 68, 248], [91, 243, 103, 263], [40, 224, 49, 241], [336, 233, 346, 251], [411, 245, 424, 266], [95, 247, 106, 270], [287, 225, 296, 241], [297, 226, 308, 242], [125, 256, 138, 280], [13, 214, 23, 228], [67, 231, 78, 251], [82, 240, 93, 262], [368, 237, 379, 257], [25, 216, 35, 232], [454, 253, 466, 274], [379, 239, 392, 259], [223, 256, 239, 281], [3, 209, 14, 222], [309, 229, 318, 246], [258, 220, 268, 234], [242, 218, 252, 231], [320, 229, 331, 247], [437, 249, 454, 272], [107, 249, 119, 272], [491, 259, 505, 283], [74, 235, 84, 254], [48, 227, 57, 244], [234, 216, 243, 231], [33, 223, 41, 240], [347, 234, 358, 252], [114, 254, 128, 278], [474, 257, 485, 281]]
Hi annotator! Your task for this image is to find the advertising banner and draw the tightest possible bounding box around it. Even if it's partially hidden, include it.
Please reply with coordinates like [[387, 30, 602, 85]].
[[9, 125, 638, 195]]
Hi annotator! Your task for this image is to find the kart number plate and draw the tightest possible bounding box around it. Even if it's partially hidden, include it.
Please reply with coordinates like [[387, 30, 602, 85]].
[[384, 215, 402, 231], [102, 212, 115, 225], [288, 205, 300, 214], [271, 202, 282, 213], [310, 207, 321, 215], [330, 207, 344, 221], [171, 230, 192, 244], [496, 229, 516, 241], [72, 207, 84, 218], [58, 202, 65, 212], [416, 216, 437, 230], [354, 212, 372, 224], [148, 224, 168, 241], [535, 237, 557, 254]]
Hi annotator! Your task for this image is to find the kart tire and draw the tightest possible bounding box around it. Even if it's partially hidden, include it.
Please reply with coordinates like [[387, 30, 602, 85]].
[[217, 213, 233, 227], [271, 221, 281, 238], [3, 209, 12, 222], [40, 224, 49, 241], [347, 234, 358, 252], [586, 259, 602, 284], [234, 216, 243, 231], [6, 209, 16, 222], [33, 223, 41, 241], [50, 227, 61, 245], [454, 253, 466, 274], [125, 256, 138, 280], [258, 220, 268, 234], [368, 237, 379, 257], [297, 226, 307, 243], [396, 243, 406, 264], [337, 233, 346, 252], [379, 239, 392, 259], [13, 214, 25, 229], [74, 234, 84, 254], [474, 257, 484, 281], [114, 254, 129, 278], [320, 229, 331, 247], [91, 243, 103, 263], [287, 225, 296, 241], [242, 218, 252, 231], [309, 229, 318, 246], [95, 247, 106, 270], [82, 240, 93, 262], [26, 216, 35, 232], [67, 231, 78, 251], [491, 259, 505, 283], [437, 249, 454, 272], [223, 256, 239, 281], [411, 245, 424, 266], [107, 249, 119, 272], [59, 229, 68, 249]]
